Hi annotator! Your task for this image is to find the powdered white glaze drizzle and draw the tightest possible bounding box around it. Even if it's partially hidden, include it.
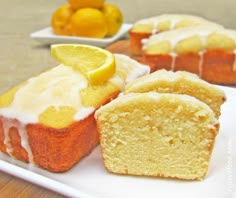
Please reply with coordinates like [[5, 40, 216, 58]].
[[17, 123, 34, 163], [1, 118, 33, 163], [133, 14, 223, 34], [2, 120, 13, 157], [143, 25, 223, 52]]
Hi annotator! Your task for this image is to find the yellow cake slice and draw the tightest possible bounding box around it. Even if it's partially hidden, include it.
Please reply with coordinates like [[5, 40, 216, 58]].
[[124, 69, 226, 118], [0, 53, 150, 172], [95, 92, 219, 180]]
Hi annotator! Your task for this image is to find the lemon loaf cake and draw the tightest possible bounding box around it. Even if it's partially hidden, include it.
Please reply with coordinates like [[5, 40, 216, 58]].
[[124, 69, 226, 118], [95, 92, 219, 180], [143, 25, 236, 84], [0, 54, 149, 172], [129, 14, 223, 55]]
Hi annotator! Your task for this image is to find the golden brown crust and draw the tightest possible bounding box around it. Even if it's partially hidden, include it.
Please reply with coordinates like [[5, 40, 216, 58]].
[[0, 114, 99, 172], [0, 120, 7, 154], [27, 113, 99, 172], [129, 31, 151, 56], [144, 50, 236, 84], [202, 50, 236, 84]]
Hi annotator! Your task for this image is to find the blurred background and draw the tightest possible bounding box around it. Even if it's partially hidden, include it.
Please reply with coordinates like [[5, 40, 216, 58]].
[[0, 0, 236, 93], [114, 0, 236, 29]]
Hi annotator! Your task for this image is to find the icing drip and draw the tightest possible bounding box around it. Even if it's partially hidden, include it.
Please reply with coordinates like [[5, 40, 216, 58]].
[[2, 118, 33, 163], [2, 119, 13, 157], [233, 50, 236, 71], [170, 53, 177, 71], [152, 21, 158, 35], [198, 51, 205, 77], [169, 18, 178, 30], [17, 123, 34, 164]]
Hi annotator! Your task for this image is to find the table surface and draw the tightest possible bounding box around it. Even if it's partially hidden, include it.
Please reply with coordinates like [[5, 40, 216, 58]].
[[0, 0, 236, 197]]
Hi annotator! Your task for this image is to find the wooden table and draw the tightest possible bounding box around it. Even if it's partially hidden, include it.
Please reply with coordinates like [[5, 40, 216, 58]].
[[0, 172, 64, 198], [0, 0, 236, 197]]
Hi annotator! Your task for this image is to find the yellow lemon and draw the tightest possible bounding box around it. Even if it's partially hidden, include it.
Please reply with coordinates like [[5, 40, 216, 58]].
[[51, 5, 74, 35], [69, 8, 108, 38], [67, 0, 105, 10], [102, 4, 123, 37], [51, 44, 116, 85]]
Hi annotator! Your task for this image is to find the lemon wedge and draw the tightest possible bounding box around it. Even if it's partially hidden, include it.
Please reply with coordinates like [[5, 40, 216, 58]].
[[51, 44, 116, 84]]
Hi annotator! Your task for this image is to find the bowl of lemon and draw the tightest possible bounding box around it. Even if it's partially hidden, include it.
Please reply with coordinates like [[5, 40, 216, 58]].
[[31, 0, 132, 47]]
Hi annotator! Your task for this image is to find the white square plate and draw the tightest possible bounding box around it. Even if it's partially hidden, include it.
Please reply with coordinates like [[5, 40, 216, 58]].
[[0, 85, 235, 198], [30, 24, 132, 47]]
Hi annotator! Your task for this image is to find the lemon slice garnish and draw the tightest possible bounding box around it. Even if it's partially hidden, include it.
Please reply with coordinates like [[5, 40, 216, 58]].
[[51, 44, 116, 84]]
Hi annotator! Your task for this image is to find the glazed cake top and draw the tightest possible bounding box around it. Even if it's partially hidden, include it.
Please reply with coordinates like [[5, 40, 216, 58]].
[[131, 14, 223, 33], [143, 25, 236, 54], [0, 54, 150, 128]]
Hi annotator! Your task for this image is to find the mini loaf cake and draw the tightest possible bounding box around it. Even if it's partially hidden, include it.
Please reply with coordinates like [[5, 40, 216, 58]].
[[143, 25, 236, 84], [95, 92, 219, 180], [0, 54, 150, 172], [129, 14, 223, 55], [124, 69, 226, 118]]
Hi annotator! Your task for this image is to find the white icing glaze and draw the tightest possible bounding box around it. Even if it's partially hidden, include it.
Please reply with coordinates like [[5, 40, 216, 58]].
[[17, 123, 34, 163], [133, 14, 223, 33], [114, 54, 150, 84], [1, 118, 33, 163], [0, 65, 90, 124], [2, 119, 13, 157], [74, 107, 95, 120], [143, 25, 224, 51], [0, 55, 149, 125]]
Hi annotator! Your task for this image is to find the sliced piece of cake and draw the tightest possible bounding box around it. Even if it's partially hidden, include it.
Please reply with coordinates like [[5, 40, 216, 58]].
[[95, 92, 219, 180], [124, 69, 226, 118]]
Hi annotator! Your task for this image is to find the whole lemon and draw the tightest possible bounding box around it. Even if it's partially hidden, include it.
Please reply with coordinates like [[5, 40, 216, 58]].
[[51, 5, 74, 35], [69, 8, 108, 38], [67, 0, 105, 10], [102, 4, 123, 37]]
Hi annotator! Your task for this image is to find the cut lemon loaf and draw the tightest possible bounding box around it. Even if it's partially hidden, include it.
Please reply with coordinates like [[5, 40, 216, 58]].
[[129, 14, 222, 55], [95, 92, 219, 180], [143, 26, 236, 84], [124, 69, 226, 118], [0, 53, 149, 172]]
